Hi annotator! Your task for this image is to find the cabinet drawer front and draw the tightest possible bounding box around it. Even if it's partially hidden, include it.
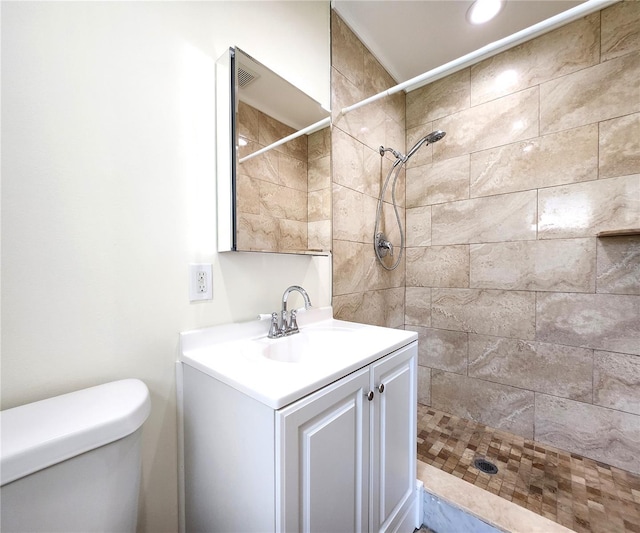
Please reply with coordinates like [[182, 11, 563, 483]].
[[277, 367, 371, 533]]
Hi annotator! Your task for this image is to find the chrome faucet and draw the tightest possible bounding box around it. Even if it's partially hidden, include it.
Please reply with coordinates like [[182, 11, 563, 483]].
[[268, 285, 312, 338]]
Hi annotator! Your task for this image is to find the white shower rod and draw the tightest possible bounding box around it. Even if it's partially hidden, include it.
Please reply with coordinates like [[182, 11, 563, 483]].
[[238, 116, 331, 164], [338, 0, 619, 117]]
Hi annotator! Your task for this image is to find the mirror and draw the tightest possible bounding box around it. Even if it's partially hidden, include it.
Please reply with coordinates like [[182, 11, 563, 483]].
[[216, 47, 331, 255]]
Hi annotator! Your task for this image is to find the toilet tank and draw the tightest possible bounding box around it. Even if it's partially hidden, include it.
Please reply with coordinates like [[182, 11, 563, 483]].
[[0, 379, 151, 533]]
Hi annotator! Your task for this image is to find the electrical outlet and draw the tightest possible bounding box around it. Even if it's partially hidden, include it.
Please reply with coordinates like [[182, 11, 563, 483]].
[[189, 264, 213, 301]]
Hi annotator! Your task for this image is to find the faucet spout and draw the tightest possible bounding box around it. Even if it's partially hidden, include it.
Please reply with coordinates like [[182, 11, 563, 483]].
[[282, 285, 312, 313], [279, 286, 312, 336]]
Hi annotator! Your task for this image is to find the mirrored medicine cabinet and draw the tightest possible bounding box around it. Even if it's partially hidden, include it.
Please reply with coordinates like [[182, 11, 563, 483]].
[[216, 47, 331, 255]]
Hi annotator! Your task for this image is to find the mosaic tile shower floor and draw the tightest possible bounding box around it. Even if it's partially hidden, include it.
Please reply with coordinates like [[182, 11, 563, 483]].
[[417, 405, 640, 533]]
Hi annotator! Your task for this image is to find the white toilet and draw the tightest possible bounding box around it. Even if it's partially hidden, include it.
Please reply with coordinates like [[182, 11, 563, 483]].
[[0, 378, 151, 533]]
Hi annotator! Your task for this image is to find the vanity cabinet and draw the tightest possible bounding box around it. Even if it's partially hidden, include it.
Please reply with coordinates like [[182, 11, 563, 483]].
[[278, 342, 418, 533], [179, 340, 418, 533]]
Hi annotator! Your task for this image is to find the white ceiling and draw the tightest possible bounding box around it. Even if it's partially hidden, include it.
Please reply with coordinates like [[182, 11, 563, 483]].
[[331, 0, 585, 85]]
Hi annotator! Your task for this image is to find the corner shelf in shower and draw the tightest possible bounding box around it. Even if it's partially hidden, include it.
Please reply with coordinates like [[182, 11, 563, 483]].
[[597, 229, 640, 237]]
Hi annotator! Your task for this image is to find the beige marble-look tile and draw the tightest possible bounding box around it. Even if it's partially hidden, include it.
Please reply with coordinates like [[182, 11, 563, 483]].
[[601, 0, 640, 62], [405, 286, 431, 326], [432, 190, 537, 245], [536, 292, 640, 355], [596, 235, 640, 295], [406, 68, 470, 128], [237, 213, 278, 251], [332, 183, 364, 242], [470, 14, 599, 106], [538, 174, 640, 239], [364, 245, 405, 292], [308, 126, 331, 161], [236, 173, 260, 215], [308, 220, 330, 251], [261, 115, 306, 163], [331, 11, 364, 88], [468, 335, 593, 401], [406, 326, 468, 375], [238, 146, 278, 184], [406, 245, 469, 288], [332, 127, 365, 192], [332, 239, 364, 296], [332, 292, 364, 324], [432, 288, 536, 340], [308, 154, 330, 192], [277, 219, 307, 252], [433, 87, 539, 161], [407, 155, 470, 207], [469, 239, 596, 293], [278, 153, 307, 192], [308, 188, 330, 222], [361, 288, 404, 328], [417, 366, 431, 405], [470, 124, 598, 198], [432, 371, 535, 438], [406, 206, 431, 247], [260, 182, 307, 222], [594, 350, 640, 415], [599, 113, 640, 179], [540, 51, 640, 134], [535, 394, 640, 474]]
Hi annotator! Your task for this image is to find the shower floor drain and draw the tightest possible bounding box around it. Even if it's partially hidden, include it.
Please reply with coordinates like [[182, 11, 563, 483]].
[[473, 457, 499, 475]]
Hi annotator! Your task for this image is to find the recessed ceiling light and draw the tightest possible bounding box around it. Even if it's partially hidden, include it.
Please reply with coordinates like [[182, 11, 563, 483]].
[[467, 0, 504, 25]]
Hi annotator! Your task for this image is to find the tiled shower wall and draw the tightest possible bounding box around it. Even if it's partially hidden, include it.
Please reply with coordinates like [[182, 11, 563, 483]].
[[237, 102, 331, 252], [331, 2, 639, 473], [331, 11, 407, 327]]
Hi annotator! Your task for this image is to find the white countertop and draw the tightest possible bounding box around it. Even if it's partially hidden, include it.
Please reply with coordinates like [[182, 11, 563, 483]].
[[179, 307, 417, 409]]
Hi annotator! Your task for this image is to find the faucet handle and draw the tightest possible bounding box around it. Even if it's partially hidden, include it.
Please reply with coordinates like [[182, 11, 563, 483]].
[[289, 310, 299, 334], [268, 312, 280, 338]]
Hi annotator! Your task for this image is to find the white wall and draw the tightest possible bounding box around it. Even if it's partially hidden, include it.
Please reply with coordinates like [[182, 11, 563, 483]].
[[1, 2, 330, 531]]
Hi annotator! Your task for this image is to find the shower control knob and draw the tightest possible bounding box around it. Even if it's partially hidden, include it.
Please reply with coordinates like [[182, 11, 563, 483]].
[[378, 383, 385, 394], [367, 391, 374, 401]]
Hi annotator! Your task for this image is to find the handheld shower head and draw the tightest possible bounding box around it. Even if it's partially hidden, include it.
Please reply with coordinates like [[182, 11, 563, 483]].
[[405, 130, 446, 161]]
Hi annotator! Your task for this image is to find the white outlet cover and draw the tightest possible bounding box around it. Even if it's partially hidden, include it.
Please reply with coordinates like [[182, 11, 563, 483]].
[[189, 263, 213, 301]]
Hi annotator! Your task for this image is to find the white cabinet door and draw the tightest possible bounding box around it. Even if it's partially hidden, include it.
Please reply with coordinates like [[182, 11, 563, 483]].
[[277, 367, 371, 533], [370, 343, 418, 533]]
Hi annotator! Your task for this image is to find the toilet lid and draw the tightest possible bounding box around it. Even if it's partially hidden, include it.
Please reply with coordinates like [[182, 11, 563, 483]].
[[0, 378, 151, 486]]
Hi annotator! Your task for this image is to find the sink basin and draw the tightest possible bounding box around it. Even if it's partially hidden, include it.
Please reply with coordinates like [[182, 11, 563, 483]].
[[253, 326, 355, 363], [179, 306, 418, 409]]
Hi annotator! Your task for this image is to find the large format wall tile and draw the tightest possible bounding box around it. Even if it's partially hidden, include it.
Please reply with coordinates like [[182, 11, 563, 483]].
[[361, 287, 404, 328], [406, 69, 470, 128], [535, 394, 640, 474], [468, 335, 593, 401], [407, 155, 470, 207], [594, 350, 640, 415], [332, 183, 364, 242], [433, 87, 539, 160], [332, 239, 364, 296], [596, 235, 640, 295], [538, 174, 640, 239], [470, 125, 598, 198], [432, 190, 537, 245], [331, 11, 364, 88], [432, 288, 536, 340], [601, 0, 640, 62], [469, 239, 596, 292], [406, 245, 469, 288], [405, 287, 431, 326], [599, 113, 640, 179], [540, 51, 640, 134], [432, 372, 535, 438], [536, 292, 640, 355], [470, 14, 599, 106], [407, 326, 468, 375], [418, 366, 431, 405], [406, 206, 431, 247]]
